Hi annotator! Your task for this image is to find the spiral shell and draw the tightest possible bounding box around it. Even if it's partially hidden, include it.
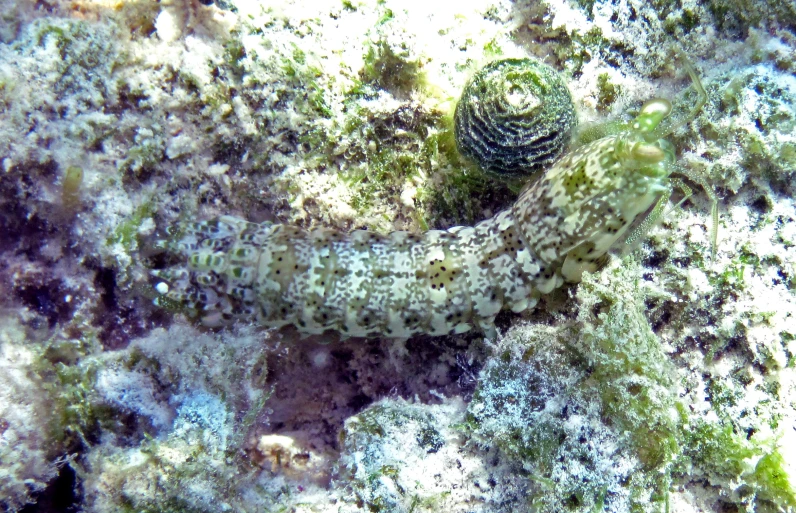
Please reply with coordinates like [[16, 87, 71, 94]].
[[454, 58, 577, 177]]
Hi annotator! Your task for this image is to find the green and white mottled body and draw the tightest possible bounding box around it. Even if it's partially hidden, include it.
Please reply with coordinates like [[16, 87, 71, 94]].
[[154, 61, 713, 339]]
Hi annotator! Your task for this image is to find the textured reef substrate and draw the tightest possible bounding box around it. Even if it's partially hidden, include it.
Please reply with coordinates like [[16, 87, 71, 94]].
[[0, 0, 795, 512]]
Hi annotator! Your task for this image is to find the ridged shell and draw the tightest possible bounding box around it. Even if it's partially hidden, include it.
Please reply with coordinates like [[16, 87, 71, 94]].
[[454, 58, 577, 177]]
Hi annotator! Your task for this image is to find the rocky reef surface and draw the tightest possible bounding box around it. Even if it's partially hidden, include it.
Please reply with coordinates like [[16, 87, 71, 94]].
[[0, 0, 794, 511]]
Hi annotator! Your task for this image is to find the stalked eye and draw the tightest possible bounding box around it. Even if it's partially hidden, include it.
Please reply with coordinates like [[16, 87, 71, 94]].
[[630, 142, 666, 164], [632, 99, 672, 133]]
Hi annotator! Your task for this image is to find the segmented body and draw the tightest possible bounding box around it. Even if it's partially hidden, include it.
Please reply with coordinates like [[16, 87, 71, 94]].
[[155, 129, 676, 338], [155, 55, 713, 338]]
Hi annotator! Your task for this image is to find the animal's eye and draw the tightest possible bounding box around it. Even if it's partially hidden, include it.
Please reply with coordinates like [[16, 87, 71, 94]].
[[630, 143, 666, 164]]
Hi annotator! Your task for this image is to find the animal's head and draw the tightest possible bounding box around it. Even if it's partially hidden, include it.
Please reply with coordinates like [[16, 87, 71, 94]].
[[516, 52, 716, 282]]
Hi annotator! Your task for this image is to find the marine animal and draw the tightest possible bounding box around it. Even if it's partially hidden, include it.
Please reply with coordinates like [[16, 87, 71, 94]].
[[454, 58, 577, 178], [153, 56, 715, 339]]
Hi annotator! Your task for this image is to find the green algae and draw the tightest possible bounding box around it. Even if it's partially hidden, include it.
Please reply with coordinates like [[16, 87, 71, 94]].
[[596, 72, 621, 112], [464, 266, 681, 512], [2, 1, 795, 511], [21, 18, 120, 110], [361, 39, 423, 96], [466, 255, 788, 509], [464, 260, 796, 512], [30, 333, 110, 450], [681, 417, 796, 511], [108, 203, 155, 250]]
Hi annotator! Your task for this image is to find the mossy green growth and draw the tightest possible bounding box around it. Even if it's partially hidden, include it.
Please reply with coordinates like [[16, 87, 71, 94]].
[[465, 349, 571, 463], [108, 202, 155, 250], [46, 359, 110, 447], [281, 37, 525, 232], [359, 5, 424, 97], [466, 265, 683, 512], [706, 0, 794, 36], [596, 72, 621, 112], [483, 38, 504, 58], [465, 332, 666, 512], [680, 418, 756, 481], [223, 33, 246, 79], [327, 103, 433, 226], [717, 68, 796, 190], [361, 39, 423, 96], [20, 18, 119, 109], [662, 8, 701, 34], [294, 83, 495, 231], [709, 243, 765, 303], [417, 109, 525, 227], [751, 451, 796, 510], [576, 273, 680, 471], [334, 107, 514, 231], [467, 262, 796, 512], [342, 146, 421, 212], [680, 416, 796, 511], [33, 334, 116, 450], [271, 42, 333, 122], [119, 125, 166, 180], [779, 142, 796, 169], [554, 27, 610, 76]]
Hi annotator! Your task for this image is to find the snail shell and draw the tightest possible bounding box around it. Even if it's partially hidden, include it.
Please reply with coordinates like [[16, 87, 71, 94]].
[[454, 58, 577, 177]]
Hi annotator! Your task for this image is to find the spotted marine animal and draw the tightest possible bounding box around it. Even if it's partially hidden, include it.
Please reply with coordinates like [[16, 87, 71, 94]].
[[153, 56, 716, 339]]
